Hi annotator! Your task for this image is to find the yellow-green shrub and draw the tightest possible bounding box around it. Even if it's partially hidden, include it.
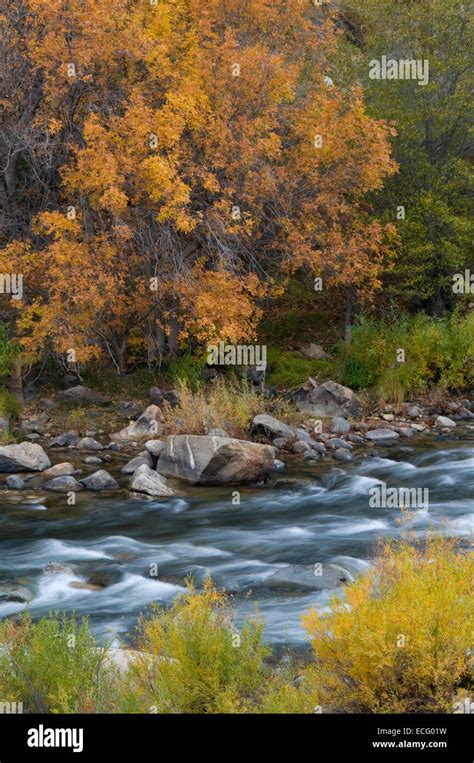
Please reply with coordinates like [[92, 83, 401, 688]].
[[302, 534, 474, 713]]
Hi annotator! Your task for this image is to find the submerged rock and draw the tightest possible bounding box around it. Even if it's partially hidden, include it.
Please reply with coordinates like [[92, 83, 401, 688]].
[[268, 563, 354, 591], [158, 434, 276, 485], [0, 442, 51, 472]]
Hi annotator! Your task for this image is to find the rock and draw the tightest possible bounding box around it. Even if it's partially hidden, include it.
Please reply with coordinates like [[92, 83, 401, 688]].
[[252, 414, 294, 439], [149, 388, 179, 407], [333, 448, 353, 462], [434, 415, 456, 428], [118, 401, 142, 419], [57, 385, 111, 406], [0, 583, 33, 603], [4, 475, 26, 490], [121, 452, 153, 474], [365, 428, 400, 442], [273, 459, 285, 471], [158, 435, 276, 485], [454, 406, 474, 420], [330, 417, 351, 434], [411, 423, 425, 432], [38, 398, 56, 411], [26, 433, 41, 441], [111, 405, 164, 442], [44, 475, 83, 492], [80, 470, 119, 490], [144, 439, 165, 458], [68, 581, 103, 592], [272, 437, 288, 449], [75, 437, 104, 451], [207, 427, 229, 437], [107, 442, 123, 452], [301, 343, 331, 360], [84, 456, 103, 465], [295, 380, 360, 417], [309, 441, 327, 456], [268, 563, 354, 592], [326, 438, 353, 450], [44, 562, 76, 576], [49, 431, 80, 448], [0, 442, 51, 472], [347, 433, 364, 444], [21, 412, 51, 434], [407, 404, 423, 418], [381, 413, 395, 422], [42, 462, 75, 479], [130, 464, 175, 497], [292, 440, 311, 454], [399, 427, 416, 438]]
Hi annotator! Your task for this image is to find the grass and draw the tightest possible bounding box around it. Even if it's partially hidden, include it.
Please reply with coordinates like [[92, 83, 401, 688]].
[[0, 534, 471, 714], [162, 376, 294, 439]]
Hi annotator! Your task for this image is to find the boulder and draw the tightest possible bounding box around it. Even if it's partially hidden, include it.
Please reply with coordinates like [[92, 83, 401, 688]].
[[4, 475, 26, 490], [292, 440, 311, 454], [268, 563, 354, 591], [57, 385, 111, 406], [0, 583, 33, 603], [434, 415, 456, 428], [295, 380, 361, 418], [49, 431, 80, 448], [158, 435, 276, 485], [111, 405, 164, 442], [333, 448, 353, 462], [121, 452, 153, 474], [144, 439, 165, 458], [42, 462, 75, 479], [347, 433, 364, 444], [0, 442, 51, 472], [117, 401, 142, 419], [44, 475, 83, 492], [301, 343, 330, 360], [130, 464, 175, 497], [38, 398, 56, 411], [252, 414, 294, 440], [327, 438, 352, 450], [80, 470, 119, 490], [21, 412, 51, 434], [407, 404, 423, 418], [76, 437, 104, 451], [330, 417, 351, 435], [84, 456, 103, 465], [149, 388, 179, 407], [365, 428, 400, 442]]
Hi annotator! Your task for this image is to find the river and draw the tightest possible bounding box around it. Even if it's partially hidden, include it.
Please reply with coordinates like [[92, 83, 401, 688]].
[[1, 427, 473, 650]]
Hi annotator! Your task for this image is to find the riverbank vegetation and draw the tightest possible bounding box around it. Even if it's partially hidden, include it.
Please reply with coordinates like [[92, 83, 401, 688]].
[[0, 535, 471, 714]]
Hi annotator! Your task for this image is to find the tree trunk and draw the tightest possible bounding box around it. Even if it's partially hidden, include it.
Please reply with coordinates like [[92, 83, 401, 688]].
[[7, 355, 24, 403]]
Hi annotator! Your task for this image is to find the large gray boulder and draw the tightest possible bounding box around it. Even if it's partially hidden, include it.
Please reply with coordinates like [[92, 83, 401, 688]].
[[130, 464, 175, 497], [57, 385, 111, 405], [268, 563, 354, 591], [0, 442, 51, 472], [111, 405, 164, 442], [158, 435, 276, 485], [295, 380, 360, 417], [252, 414, 294, 439]]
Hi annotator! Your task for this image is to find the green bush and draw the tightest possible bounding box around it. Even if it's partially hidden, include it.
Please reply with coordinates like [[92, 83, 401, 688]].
[[0, 613, 115, 713], [339, 311, 474, 401], [266, 348, 334, 389]]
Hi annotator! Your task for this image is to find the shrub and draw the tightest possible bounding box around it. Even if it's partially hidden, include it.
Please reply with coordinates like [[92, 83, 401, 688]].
[[302, 534, 474, 713], [162, 376, 271, 438], [120, 579, 270, 713], [0, 389, 22, 419], [0, 613, 115, 713], [339, 311, 474, 401], [266, 348, 334, 389]]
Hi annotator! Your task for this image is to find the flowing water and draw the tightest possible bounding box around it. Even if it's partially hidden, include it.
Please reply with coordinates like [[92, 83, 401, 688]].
[[1, 428, 473, 650]]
